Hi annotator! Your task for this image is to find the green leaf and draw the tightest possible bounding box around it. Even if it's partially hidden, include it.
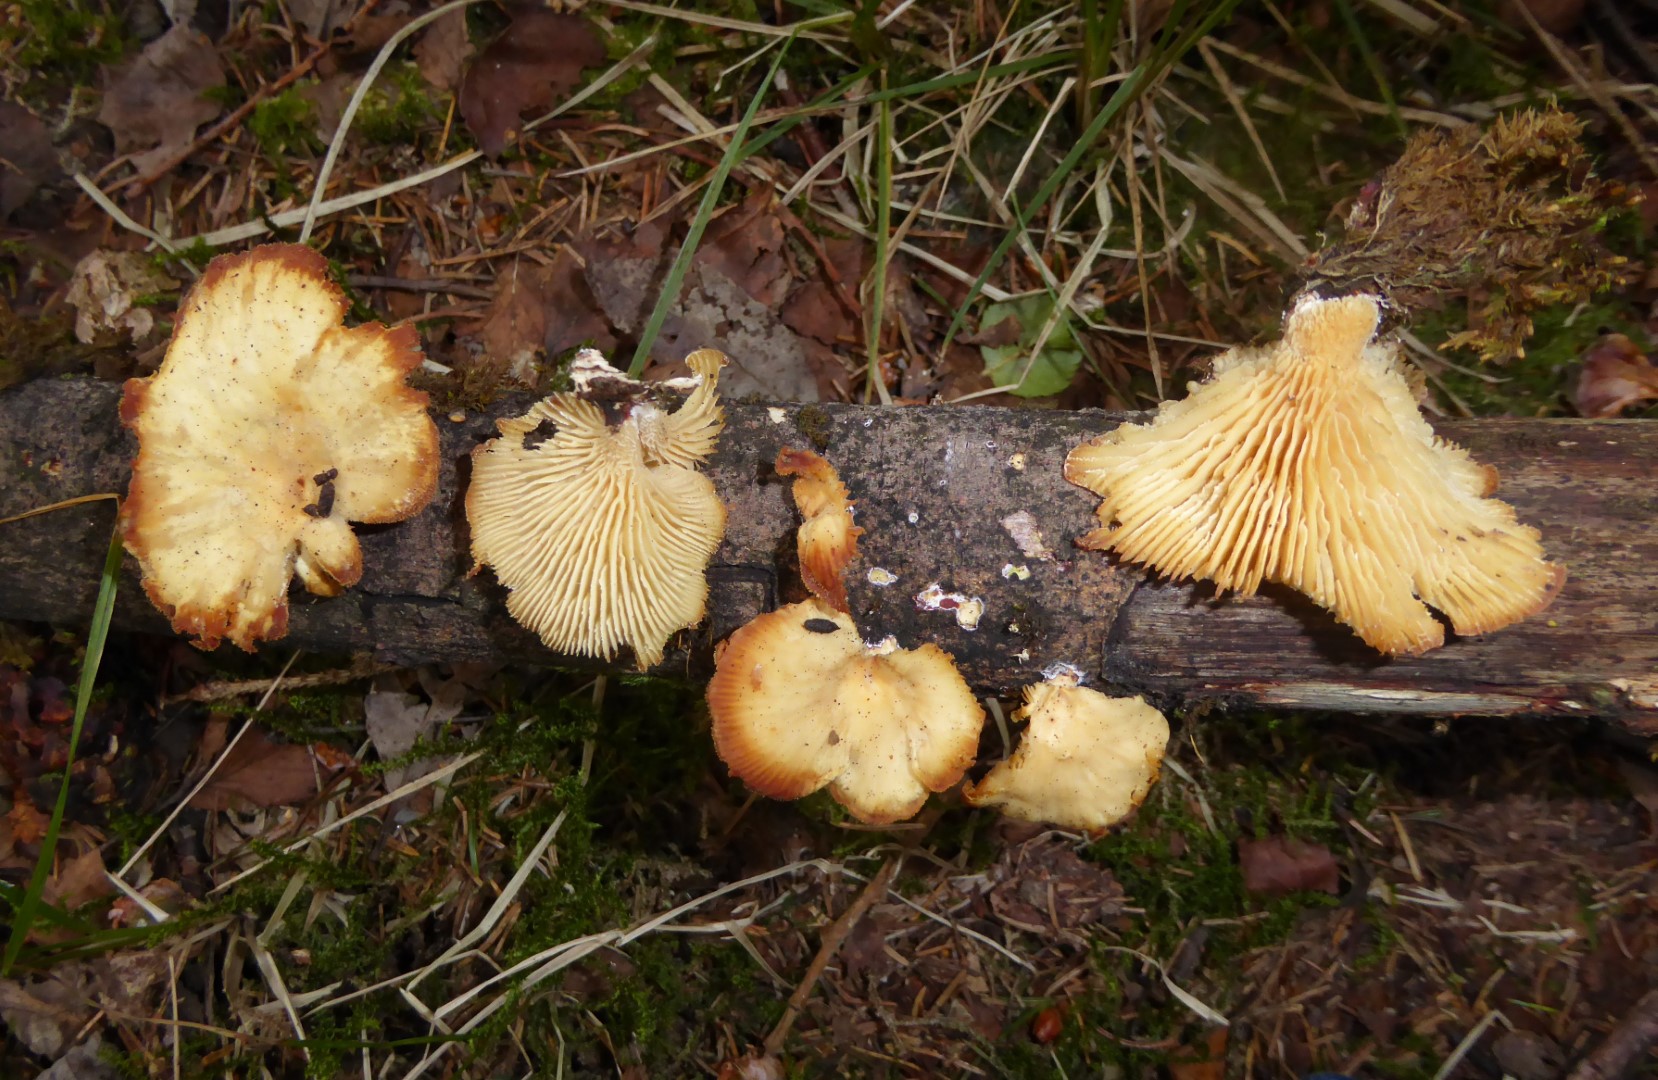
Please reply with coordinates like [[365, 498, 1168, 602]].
[[982, 344, 1083, 398], [979, 295, 1081, 396]]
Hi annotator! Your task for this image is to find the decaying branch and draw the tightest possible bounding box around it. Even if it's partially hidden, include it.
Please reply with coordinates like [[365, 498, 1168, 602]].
[[1, 377, 1655, 731]]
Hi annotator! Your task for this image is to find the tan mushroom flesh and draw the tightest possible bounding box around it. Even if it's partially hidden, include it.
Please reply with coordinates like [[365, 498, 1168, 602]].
[[120, 244, 439, 651], [1064, 294, 1565, 656], [963, 683, 1168, 834], [775, 447, 863, 613], [467, 348, 728, 669], [708, 599, 984, 825]]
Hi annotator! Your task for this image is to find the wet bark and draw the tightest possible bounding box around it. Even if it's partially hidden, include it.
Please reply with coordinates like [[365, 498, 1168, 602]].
[[1, 377, 1654, 731]]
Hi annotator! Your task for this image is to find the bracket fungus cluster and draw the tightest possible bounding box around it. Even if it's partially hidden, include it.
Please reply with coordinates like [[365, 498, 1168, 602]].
[[775, 447, 862, 612], [1065, 294, 1564, 656], [466, 348, 729, 670], [964, 681, 1169, 835], [120, 244, 439, 651], [707, 600, 984, 825]]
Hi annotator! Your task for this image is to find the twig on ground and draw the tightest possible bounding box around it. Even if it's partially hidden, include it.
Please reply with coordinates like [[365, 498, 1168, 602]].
[[763, 856, 902, 1057], [161, 658, 396, 705], [1567, 990, 1658, 1080]]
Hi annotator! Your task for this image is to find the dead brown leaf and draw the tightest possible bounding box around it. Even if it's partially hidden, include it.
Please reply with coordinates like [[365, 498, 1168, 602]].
[[1167, 1026, 1229, 1080], [5, 798, 47, 847], [96, 25, 225, 176], [0, 952, 169, 1060], [1238, 836, 1341, 896], [64, 250, 177, 346], [700, 190, 792, 309], [0, 102, 57, 221], [475, 260, 552, 385], [42, 846, 112, 912], [187, 728, 342, 811], [542, 247, 617, 356], [458, 11, 605, 157], [584, 251, 822, 400], [414, 8, 473, 93], [1575, 332, 1658, 417]]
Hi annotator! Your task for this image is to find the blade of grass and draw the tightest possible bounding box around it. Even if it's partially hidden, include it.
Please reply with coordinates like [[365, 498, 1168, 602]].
[[627, 37, 796, 377], [937, 0, 1241, 358], [1331, 0, 1407, 140], [866, 85, 894, 406], [2, 520, 122, 973]]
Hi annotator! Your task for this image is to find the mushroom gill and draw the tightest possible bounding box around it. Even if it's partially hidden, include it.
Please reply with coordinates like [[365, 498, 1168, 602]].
[[1064, 293, 1564, 656], [466, 348, 728, 670]]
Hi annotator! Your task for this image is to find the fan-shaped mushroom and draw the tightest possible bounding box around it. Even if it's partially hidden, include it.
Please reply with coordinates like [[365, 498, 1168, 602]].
[[1065, 294, 1564, 656], [120, 244, 439, 651], [775, 447, 863, 612], [964, 682, 1167, 833], [708, 599, 983, 825], [466, 348, 728, 669]]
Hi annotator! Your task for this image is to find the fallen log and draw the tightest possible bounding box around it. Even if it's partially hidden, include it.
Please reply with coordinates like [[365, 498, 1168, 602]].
[[1, 377, 1654, 731]]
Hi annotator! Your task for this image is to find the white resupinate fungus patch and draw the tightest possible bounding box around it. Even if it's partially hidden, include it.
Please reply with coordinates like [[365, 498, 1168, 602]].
[[915, 582, 985, 631]]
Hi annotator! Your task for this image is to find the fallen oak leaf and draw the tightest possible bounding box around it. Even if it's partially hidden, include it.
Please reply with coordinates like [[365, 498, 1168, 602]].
[[96, 24, 225, 177], [1238, 836, 1341, 896], [42, 846, 113, 913], [414, 7, 473, 92], [458, 10, 605, 157], [186, 728, 349, 811]]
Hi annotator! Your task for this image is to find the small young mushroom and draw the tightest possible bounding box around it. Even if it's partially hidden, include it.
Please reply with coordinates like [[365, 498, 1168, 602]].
[[120, 244, 440, 651], [775, 447, 863, 613], [707, 599, 984, 825], [1065, 293, 1565, 656], [963, 682, 1168, 834], [466, 348, 728, 670]]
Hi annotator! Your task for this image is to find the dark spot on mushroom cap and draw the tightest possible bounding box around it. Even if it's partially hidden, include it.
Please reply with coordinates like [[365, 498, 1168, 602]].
[[827, 730, 840, 745], [803, 618, 839, 634], [521, 418, 560, 451]]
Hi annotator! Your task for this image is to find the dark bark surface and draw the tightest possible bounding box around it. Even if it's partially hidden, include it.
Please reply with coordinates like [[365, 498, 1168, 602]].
[[2, 377, 1654, 730]]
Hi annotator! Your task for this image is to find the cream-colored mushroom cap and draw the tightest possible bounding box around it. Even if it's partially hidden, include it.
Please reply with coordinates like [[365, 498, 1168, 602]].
[[963, 682, 1167, 833], [119, 244, 439, 651], [1064, 293, 1565, 656], [708, 599, 984, 825], [467, 348, 728, 669], [775, 447, 863, 613]]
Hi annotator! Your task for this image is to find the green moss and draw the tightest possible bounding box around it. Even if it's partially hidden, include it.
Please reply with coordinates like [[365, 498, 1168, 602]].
[[247, 86, 323, 186], [1417, 298, 1645, 417], [355, 62, 439, 146], [794, 404, 833, 450], [4, 0, 128, 92]]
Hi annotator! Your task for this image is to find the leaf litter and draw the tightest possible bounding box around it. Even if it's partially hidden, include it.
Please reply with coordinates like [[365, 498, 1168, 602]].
[[94, 25, 225, 177], [458, 10, 605, 157]]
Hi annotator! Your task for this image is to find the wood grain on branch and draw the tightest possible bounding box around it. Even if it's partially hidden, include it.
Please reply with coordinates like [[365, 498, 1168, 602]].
[[1, 378, 1654, 731]]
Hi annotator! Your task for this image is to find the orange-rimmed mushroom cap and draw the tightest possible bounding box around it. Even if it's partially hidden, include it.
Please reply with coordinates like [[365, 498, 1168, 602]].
[[119, 243, 439, 651], [1064, 294, 1565, 656], [466, 348, 728, 670], [708, 599, 984, 825], [963, 682, 1168, 834], [775, 447, 863, 613]]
